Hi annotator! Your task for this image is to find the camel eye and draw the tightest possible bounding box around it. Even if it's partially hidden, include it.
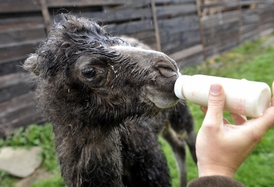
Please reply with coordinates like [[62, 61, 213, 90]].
[[81, 68, 96, 78]]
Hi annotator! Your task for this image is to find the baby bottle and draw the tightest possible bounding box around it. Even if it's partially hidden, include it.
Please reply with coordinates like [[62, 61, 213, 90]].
[[174, 74, 271, 118]]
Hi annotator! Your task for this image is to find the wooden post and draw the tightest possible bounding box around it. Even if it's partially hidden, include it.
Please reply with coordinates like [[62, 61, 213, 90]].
[[195, 0, 206, 60], [237, 0, 242, 44], [39, 0, 51, 34], [150, 0, 162, 51], [257, 0, 262, 36]]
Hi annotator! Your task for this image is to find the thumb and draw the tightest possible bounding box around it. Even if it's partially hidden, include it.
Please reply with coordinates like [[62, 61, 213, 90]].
[[203, 84, 226, 128]]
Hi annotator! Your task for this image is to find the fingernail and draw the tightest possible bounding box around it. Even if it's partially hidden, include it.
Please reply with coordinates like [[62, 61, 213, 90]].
[[210, 84, 221, 95]]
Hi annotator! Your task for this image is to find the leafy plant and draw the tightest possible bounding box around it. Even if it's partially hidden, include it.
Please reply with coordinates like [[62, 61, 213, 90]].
[[0, 124, 60, 187], [0, 124, 58, 171]]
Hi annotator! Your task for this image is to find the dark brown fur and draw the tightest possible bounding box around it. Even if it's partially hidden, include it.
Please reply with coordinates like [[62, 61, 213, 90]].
[[24, 14, 196, 187]]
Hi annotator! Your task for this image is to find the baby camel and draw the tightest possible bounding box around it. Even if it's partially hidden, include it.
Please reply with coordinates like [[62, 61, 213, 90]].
[[24, 14, 196, 187]]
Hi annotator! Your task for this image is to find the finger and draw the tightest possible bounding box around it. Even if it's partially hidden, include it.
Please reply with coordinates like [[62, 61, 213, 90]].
[[252, 106, 274, 134], [202, 84, 226, 129], [272, 81, 274, 106], [247, 82, 274, 135], [223, 118, 230, 124], [231, 113, 247, 125], [200, 106, 208, 114]]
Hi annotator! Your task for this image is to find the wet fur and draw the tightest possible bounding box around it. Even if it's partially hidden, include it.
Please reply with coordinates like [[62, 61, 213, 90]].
[[24, 14, 196, 187]]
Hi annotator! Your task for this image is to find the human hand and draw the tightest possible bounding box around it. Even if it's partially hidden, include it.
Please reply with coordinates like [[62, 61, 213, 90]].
[[196, 83, 274, 178]]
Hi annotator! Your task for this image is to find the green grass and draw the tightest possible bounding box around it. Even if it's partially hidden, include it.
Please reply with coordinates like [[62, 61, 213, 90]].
[[1, 35, 274, 187], [30, 175, 65, 187], [0, 124, 62, 187]]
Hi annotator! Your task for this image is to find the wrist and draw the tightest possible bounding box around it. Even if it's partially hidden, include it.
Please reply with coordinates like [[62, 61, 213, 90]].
[[198, 162, 236, 178]]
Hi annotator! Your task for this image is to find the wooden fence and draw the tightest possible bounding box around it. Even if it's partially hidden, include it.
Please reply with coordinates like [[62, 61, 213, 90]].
[[0, 0, 273, 137]]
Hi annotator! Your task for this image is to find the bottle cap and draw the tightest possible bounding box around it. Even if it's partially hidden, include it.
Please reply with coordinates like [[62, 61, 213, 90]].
[[174, 75, 190, 100]]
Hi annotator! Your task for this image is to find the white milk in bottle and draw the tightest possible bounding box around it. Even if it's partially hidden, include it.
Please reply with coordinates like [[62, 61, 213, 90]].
[[174, 75, 271, 118]]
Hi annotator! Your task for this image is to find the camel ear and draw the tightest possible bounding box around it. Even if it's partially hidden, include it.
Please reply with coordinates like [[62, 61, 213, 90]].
[[24, 54, 40, 76]]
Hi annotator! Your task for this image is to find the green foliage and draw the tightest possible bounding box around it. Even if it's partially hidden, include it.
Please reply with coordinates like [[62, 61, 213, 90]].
[[0, 124, 58, 172], [0, 124, 60, 187], [159, 137, 180, 187], [30, 175, 65, 187], [0, 171, 16, 187]]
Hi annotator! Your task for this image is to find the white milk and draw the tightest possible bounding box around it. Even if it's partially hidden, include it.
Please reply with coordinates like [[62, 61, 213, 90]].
[[174, 75, 271, 118]]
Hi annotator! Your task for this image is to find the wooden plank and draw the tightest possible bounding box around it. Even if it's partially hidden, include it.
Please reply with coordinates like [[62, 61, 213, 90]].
[[161, 14, 199, 24], [204, 31, 239, 47], [105, 20, 154, 35], [203, 20, 239, 31], [0, 25, 45, 45], [0, 0, 40, 13], [160, 29, 200, 47], [173, 39, 201, 53], [0, 16, 44, 31], [241, 9, 259, 16], [150, 0, 161, 51], [203, 23, 238, 37], [241, 0, 258, 6], [0, 92, 36, 114], [241, 31, 259, 40], [241, 14, 259, 24], [218, 10, 239, 22], [260, 14, 274, 24], [258, 1, 274, 5], [161, 31, 201, 54], [104, 7, 151, 21], [0, 73, 28, 89], [46, 0, 136, 7], [0, 57, 26, 76], [155, 0, 195, 3], [0, 103, 37, 125], [176, 52, 204, 69], [71, 0, 195, 6], [158, 15, 199, 30], [241, 24, 259, 34], [0, 40, 41, 63], [242, 34, 259, 43], [0, 83, 35, 103], [1, 112, 45, 136], [259, 28, 273, 37], [159, 21, 200, 37], [204, 30, 239, 41], [201, 1, 239, 9], [259, 8, 274, 16], [0, 82, 35, 103], [81, 7, 152, 24], [219, 40, 239, 53], [124, 31, 156, 45], [103, 0, 149, 12], [205, 41, 237, 58], [161, 39, 181, 53], [260, 21, 274, 31], [156, 4, 197, 18], [170, 44, 203, 61], [0, 73, 35, 102], [261, 23, 274, 32], [202, 11, 239, 28], [205, 29, 239, 45]]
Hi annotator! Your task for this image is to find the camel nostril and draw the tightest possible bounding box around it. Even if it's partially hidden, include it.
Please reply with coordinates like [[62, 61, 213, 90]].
[[156, 62, 177, 78]]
